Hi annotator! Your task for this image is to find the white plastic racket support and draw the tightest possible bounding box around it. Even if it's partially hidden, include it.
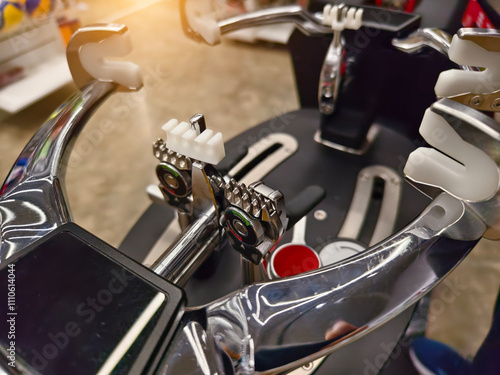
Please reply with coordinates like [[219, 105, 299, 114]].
[[404, 108, 499, 202], [434, 29, 500, 111], [184, 0, 221, 45], [406, 28, 500, 202], [67, 24, 143, 91], [162, 119, 225, 165]]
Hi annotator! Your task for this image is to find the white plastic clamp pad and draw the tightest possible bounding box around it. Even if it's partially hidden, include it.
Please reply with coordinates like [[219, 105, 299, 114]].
[[162, 119, 226, 165], [322, 4, 363, 31], [404, 108, 500, 202], [185, 0, 221, 45], [435, 34, 500, 98], [80, 31, 143, 89]]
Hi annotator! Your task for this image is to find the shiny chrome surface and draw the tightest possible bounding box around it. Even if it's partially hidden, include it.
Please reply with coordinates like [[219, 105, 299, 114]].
[[458, 27, 500, 52], [318, 30, 344, 115], [0, 80, 115, 262], [1, 22, 498, 375], [420, 99, 500, 240], [392, 28, 479, 72], [338, 165, 402, 246], [160, 82, 500, 375], [227, 133, 298, 284], [397, 29, 500, 112], [183, 4, 419, 44], [392, 28, 452, 55], [218, 6, 331, 38], [152, 205, 220, 286], [314, 125, 379, 155], [163, 193, 484, 374], [228, 133, 298, 185], [0, 24, 143, 263]]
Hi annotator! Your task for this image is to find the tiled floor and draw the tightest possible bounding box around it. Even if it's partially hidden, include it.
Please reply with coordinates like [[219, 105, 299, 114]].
[[1, 0, 499, 366]]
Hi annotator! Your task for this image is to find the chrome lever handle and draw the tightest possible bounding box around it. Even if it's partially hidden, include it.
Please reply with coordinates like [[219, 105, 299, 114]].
[[392, 28, 480, 71], [181, 3, 332, 45], [318, 5, 363, 115], [218, 6, 331, 37]]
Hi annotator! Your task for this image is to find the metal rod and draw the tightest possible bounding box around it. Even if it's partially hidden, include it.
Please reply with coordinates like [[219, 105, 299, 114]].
[[151, 206, 220, 286]]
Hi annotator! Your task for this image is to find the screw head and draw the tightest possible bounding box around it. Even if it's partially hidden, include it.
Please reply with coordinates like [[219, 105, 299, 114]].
[[314, 210, 328, 221], [302, 362, 314, 371], [470, 95, 484, 107], [233, 219, 248, 236], [165, 174, 179, 189], [492, 98, 500, 110]]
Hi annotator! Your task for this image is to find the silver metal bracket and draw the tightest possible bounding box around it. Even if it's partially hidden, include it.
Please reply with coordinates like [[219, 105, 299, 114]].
[[211, 177, 287, 264]]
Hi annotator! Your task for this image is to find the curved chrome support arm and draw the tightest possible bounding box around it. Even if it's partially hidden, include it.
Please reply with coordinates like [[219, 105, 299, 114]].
[[181, 2, 420, 45], [163, 193, 485, 374], [0, 81, 115, 261], [180, 3, 332, 45], [0, 24, 142, 262], [392, 28, 480, 72], [161, 97, 500, 375], [218, 6, 331, 37]]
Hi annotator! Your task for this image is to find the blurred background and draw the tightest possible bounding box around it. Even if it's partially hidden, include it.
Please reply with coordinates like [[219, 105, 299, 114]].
[[0, 0, 499, 369]]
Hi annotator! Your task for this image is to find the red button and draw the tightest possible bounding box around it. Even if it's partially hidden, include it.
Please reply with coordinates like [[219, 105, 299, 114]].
[[271, 244, 321, 278]]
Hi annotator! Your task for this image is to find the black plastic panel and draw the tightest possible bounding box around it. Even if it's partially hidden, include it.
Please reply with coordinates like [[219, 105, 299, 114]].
[[0, 223, 185, 375]]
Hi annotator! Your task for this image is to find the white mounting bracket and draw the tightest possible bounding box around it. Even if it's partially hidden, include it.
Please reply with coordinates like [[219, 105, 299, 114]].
[[404, 107, 499, 202], [162, 118, 225, 165], [66, 24, 143, 91]]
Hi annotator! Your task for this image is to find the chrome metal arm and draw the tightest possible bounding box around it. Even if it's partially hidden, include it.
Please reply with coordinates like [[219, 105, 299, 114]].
[[392, 28, 479, 71], [162, 97, 500, 374], [218, 6, 331, 37], [152, 205, 220, 286], [181, 2, 420, 45], [0, 81, 115, 261], [2, 21, 498, 375], [163, 194, 484, 374], [0, 24, 142, 263]]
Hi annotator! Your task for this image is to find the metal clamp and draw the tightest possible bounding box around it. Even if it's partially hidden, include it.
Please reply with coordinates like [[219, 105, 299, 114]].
[[153, 138, 193, 214], [153, 114, 226, 224], [210, 177, 287, 264]]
